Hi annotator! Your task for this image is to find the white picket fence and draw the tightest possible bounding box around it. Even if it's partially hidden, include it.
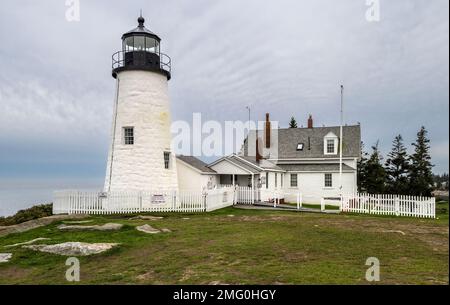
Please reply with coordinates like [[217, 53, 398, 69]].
[[341, 193, 436, 218], [53, 187, 235, 215], [205, 188, 235, 212], [236, 186, 256, 204], [235, 187, 292, 207], [55, 188, 437, 219]]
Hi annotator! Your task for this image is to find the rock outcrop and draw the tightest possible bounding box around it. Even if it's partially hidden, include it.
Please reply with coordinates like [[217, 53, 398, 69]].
[[0, 214, 89, 238], [23, 242, 119, 256], [57, 223, 123, 231], [0, 253, 12, 263], [4, 238, 51, 248], [136, 224, 161, 234]]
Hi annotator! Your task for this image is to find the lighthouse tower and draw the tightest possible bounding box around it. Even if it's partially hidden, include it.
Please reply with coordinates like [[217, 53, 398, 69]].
[[104, 16, 178, 192]]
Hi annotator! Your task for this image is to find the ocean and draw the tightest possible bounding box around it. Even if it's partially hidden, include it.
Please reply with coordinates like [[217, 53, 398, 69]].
[[0, 178, 103, 217]]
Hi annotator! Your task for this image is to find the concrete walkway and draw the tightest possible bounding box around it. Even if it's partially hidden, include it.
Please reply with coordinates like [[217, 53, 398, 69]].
[[234, 203, 341, 214]]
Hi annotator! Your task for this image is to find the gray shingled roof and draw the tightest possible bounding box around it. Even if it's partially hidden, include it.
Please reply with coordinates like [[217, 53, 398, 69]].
[[277, 125, 361, 159], [238, 155, 284, 171], [227, 155, 262, 174], [177, 155, 217, 173], [278, 163, 356, 172], [242, 125, 361, 160]]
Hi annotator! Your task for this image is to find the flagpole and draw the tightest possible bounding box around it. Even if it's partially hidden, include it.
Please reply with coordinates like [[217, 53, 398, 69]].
[[339, 85, 344, 195]]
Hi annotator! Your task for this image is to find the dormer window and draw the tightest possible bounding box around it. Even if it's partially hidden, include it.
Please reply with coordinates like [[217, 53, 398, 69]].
[[297, 143, 304, 151], [326, 139, 335, 154], [324, 132, 338, 155]]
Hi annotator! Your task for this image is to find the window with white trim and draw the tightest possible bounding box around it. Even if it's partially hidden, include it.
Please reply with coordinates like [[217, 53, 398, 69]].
[[324, 173, 333, 188], [123, 127, 134, 145], [290, 174, 298, 187], [275, 173, 278, 188], [164, 151, 171, 169], [326, 139, 335, 154]]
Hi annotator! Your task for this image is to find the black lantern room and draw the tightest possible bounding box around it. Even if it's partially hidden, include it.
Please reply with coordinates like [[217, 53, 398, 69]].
[[112, 16, 171, 80]]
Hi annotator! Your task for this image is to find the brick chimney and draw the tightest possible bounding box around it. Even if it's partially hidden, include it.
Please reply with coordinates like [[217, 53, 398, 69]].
[[256, 136, 263, 163], [307, 115, 313, 129], [265, 113, 271, 148]]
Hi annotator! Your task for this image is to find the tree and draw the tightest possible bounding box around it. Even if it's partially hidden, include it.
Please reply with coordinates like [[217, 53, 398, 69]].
[[433, 173, 449, 190], [357, 141, 369, 192], [385, 135, 409, 194], [409, 126, 434, 196], [289, 117, 298, 128], [364, 141, 387, 194]]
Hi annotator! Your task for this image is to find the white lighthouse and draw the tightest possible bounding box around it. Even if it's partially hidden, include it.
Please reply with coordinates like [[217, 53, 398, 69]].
[[104, 16, 178, 192]]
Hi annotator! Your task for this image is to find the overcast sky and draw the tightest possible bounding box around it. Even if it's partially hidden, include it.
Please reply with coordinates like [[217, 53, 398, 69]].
[[0, 0, 448, 188]]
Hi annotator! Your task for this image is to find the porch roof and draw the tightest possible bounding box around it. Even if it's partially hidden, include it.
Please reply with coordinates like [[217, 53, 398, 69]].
[[209, 155, 262, 174]]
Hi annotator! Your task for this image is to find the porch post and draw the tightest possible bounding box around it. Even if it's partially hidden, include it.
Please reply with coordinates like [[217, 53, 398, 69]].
[[252, 174, 255, 204], [232, 174, 235, 186]]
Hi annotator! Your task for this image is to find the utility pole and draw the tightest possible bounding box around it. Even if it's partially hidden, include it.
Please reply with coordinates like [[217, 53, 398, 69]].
[[339, 85, 344, 195], [246, 106, 251, 127], [245, 106, 251, 156]]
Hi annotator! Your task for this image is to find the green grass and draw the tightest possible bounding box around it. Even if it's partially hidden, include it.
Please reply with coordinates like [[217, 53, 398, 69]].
[[0, 205, 448, 285]]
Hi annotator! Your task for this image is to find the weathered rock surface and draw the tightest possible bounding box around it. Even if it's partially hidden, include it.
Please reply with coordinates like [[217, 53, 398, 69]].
[[23, 242, 118, 256], [161, 228, 172, 233], [0, 214, 89, 238], [136, 224, 161, 234], [62, 220, 94, 225], [57, 223, 123, 231], [4, 238, 51, 248], [0, 253, 12, 263], [129, 215, 164, 221]]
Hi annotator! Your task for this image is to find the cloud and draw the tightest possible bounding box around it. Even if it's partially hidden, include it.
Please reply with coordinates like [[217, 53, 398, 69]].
[[0, 0, 448, 181]]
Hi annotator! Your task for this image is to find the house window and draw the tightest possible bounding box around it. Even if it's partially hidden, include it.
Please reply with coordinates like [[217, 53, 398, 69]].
[[281, 174, 284, 188], [326, 139, 335, 154], [297, 143, 304, 151], [324, 173, 333, 188], [275, 173, 278, 188], [123, 127, 134, 145], [290, 174, 298, 187], [164, 152, 171, 169], [266, 172, 269, 189]]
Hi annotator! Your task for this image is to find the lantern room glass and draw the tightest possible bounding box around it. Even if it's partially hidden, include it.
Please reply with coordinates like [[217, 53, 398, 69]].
[[123, 36, 160, 54]]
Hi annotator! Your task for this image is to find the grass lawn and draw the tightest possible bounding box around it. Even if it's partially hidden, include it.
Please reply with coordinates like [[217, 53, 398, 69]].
[[0, 202, 448, 285]]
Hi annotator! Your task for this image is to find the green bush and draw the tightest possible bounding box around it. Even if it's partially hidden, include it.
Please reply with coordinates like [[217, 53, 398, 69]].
[[0, 203, 53, 226]]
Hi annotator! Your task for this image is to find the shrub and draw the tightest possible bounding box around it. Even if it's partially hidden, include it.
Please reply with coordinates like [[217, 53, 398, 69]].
[[0, 203, 53, 226]]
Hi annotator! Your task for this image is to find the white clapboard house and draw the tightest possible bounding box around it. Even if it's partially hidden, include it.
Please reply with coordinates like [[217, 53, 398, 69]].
[[177, 114, 361, 204]]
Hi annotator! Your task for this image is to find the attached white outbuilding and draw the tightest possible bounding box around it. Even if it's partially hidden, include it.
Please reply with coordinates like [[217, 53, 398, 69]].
[[176, 156, 219, 191]]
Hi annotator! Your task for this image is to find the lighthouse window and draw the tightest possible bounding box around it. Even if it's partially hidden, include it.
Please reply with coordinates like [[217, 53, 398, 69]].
[[164, 152, 171, 169], [124, 37, 134, 52], [134, 36, 145, 51], [145, 37, 160, 53], [123, 127, 134, 145]]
